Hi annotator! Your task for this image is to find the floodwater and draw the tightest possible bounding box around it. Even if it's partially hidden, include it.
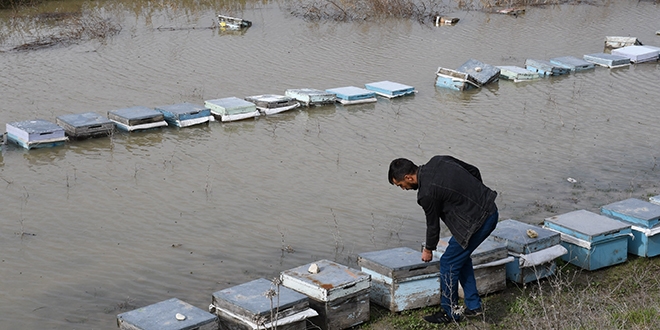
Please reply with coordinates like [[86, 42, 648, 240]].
[[0, 0, 659, 328]]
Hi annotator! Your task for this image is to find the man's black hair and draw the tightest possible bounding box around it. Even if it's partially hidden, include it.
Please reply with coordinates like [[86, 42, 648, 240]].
[[388, 158, 418, 184]]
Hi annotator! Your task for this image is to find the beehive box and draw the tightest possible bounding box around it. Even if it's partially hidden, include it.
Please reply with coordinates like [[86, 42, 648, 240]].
[[357, 247, 440, 312], [211, 278, 317, 330], [435, 67, 479, 91], [284, 89, 336, 106], [497, 66, 540, 82], [604, 36, 642, 50], [490, 219, 567, 284], [524, 59, 570, 76], [204, 97, 259, 122], [116, 298, 218, 330], [108, 106, 168, 132], [544, 210, 631, 270], [582, 53, 631, 68], [601, 198, 660, 257], [154, 103, 212, 128], [456, 59, 500, 86], [5, 119, 67, 149], [56, 112, 114, 139], [611, 45, 659, 63], [649, 195, 660, 206], [549, 56, 595, 72], [325, 86, 377, 105], [364, 81, 416, 98], [281, 259, 370, 330], [244, 94, 300, 115], [434, 237, 512, 297]]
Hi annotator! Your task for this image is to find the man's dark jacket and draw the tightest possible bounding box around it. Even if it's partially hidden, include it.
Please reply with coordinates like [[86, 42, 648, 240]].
[[417, 155, 498, 250]]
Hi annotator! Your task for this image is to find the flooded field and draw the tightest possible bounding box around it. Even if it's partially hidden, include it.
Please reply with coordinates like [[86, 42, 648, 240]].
[[1, 0, 659, 328]]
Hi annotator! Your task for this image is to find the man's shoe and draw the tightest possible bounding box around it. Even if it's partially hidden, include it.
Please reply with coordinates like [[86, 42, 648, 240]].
[[423, 311, 458, 324], [464, 306, 483, 317]]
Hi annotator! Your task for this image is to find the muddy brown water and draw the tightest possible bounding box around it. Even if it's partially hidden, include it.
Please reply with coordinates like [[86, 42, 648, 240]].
[[1, 0, 659, 328]]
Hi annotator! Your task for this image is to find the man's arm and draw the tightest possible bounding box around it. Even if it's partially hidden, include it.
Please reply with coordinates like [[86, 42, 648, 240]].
[[419, 195, 441, 252]]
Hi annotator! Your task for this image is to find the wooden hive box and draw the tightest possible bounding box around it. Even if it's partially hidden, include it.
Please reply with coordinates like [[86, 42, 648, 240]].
[[357, 247, 440, 312], [582, 53, 631, 68], [434, 237, 512, 297], [154, 103, 212, 128], [549, 56, 595, 72], [601, 198, 660, 257], [56, 112, 114, 139], [107, 106, 168, 132], [524, 59, 570, 76], [325, 86, 377, 105], [611, 45, 659, 63], [210, 278, 317, 330], [497, 66, 540, 82], [435, 67, 479, 91], [244, 94, 300, 115], [544, 210, 631, 270], [116, 298, 218, 330], [604, 36, 642, 50], [456, 59, 500, 86], [364, 81, 416, 98], [204, 97, 259, 122], [5, 119, 67, 149], [284, 88, 336, 106], [281, 259, 370, 330], [490, 219, 567, 284]]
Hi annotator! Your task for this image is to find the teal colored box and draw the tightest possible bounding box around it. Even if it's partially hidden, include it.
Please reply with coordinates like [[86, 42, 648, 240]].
[[524, 59, 570, 76], [155, 103, 211, 127], [435, 67, 479, 91], [549, 56, 595, 72], [544, 210, 631, 270], [358, 247, 440, 312], [364, 81, 416, 98], [601, 198, 660, 257], [117, 298, 217, 330]]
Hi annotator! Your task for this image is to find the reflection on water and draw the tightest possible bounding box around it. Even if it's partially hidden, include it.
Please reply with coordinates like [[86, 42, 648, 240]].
[[1, 0, 660, 329]]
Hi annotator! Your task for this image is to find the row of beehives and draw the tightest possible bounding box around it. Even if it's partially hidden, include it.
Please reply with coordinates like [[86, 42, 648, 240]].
[[435, 36, 660, 91], [2, 81, 417, 150], [116, 195, 660, 330]]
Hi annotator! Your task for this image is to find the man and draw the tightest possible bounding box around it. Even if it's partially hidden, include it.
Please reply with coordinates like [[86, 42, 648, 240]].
[[388, 155, 499, 324]]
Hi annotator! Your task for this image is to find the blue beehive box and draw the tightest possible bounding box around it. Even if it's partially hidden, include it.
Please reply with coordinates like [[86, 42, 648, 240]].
[[154, 103, 212, 128], [244, 94, 300, 115], [56, 112, 114, 139], [281, 259, 370, 330], [544, 210, 631, 270], [5, 119, 67, 149], [456, 59, 500, 86], [611, 45, 659, 63], [364, 81, 416, 98], [434, 237, 512, 297], [583, 53, 631, 68], [549, 56, 596, 72], [325, 86, 377, 105], [108, 106, 168, 132], [117, 298, 218, 330], [285, 88, 337, 106], [435, 67, 479, 91], [204, 97, 259, 122], [601, 198, 660, 257], [357, 247, 439, 312], [211, 278, 317, 330], [490, 219, 567, 284], [524, 59, 570, 76], [497, 66, 540, 82]]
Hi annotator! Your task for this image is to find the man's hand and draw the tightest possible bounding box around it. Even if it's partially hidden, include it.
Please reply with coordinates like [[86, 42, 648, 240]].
[[421, 248, 433, 262]]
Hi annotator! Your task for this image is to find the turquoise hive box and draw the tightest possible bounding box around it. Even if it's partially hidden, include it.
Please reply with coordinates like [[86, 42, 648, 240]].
[[325, 86, 377, 105], [601, 198, 660, 257], [490, 219, 567, 284], [154, 102, 212, 128], [204, 97, 259, 122], [549, 56, 596, 72], [544, 210, 631, 270], [524, 59, 570, 76], [117, 298, 217, 330], [357, 247, 440, 312], [364, 81, 416, 98]]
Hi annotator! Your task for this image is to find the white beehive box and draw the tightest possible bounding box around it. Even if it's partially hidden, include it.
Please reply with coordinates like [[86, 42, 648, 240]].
[[117, 298, 217, 330]]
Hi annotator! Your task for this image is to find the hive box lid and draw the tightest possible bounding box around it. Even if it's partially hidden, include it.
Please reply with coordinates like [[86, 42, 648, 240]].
[[436, 237, 508, 265], [497, 66, 539, 81], [56, 112, 112, 127], [364, 81, 415, 97], [611, 45, 659, 63], [456, 59, 500, 86], [205, 97, 257, 114], [6, 119, 65, 142], [117, 298, 217, 330], [108, 106, 165, 124], [357, 247, 438, 280], [601, 198, 660, 228], [155, 103, 210, 116], [280, 259, 370, 302], [524, 59, 571, 75], [583, 53, 630, 68], [244, 94, 298, 109], [212, 278, 309, 322], [490, 219, 560, 254], [549, 56, 595, 71], [544, 210, 631, 243], [325, 86, 376, 101]]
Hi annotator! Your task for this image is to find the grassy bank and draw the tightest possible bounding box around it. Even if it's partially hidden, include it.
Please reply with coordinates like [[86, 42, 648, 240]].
[[357, 256, 660, 329]]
